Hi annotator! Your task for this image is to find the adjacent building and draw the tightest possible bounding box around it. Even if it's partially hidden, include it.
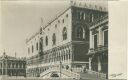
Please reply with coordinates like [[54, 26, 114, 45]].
[[0, 52, 26, 77], [88, 15, 108, 77], [26, 1, 108, 78]]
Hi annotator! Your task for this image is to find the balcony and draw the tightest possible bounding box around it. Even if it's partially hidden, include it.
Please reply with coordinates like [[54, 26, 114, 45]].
[[97, 45, 108, 53], [88, 45, 108, 56], [90, 15, 108, 30]]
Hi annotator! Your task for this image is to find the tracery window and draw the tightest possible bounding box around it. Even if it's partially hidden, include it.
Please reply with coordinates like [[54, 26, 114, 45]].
[[45, 36, 48, 46], [90, 14, 94, 22], [104, 30, 108, 46], [80, 12, 84, 20], [62, 27, 67, 40], [40, 38, 43, 50], [55, 24, 57, 28], [62, 19, 64, 23], [32, 45, 34, 53], [94, 34, 98, 49], [23, 63, 25, 68], [77, 11, 80, 19], [66, 14, 68, 18], [16, 63, 18, 68], [36, 42, 38, 50], [28, 48, 30, 54], [8, 63, 10, 68], [76, 26, 85, 39], [52, 33, 56, 45]]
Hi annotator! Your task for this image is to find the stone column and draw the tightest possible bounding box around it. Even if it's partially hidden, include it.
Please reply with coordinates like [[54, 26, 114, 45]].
[[71, 45, 73, 62], [67, 54, 68, 62], [2, 61, 3, 75], [98, 27, 103, 46], [98, 56, 101, 72], [89, 57, 92, 71], [6, 60, 8, 75], [68, 48, 70, 61], [98, 27, 103, 72], [90, 30, 93, 48]]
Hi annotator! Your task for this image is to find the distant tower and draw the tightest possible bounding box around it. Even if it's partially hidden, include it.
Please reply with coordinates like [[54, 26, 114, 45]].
[[15, 52, 17, 58], [40, 17, 43, 34], [3, 49, 6, 55]]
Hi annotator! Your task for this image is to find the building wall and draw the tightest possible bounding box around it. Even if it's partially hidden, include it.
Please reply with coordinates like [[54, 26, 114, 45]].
[[0, 59, 26, 77], [71, 7, 107, 62], [26, 7, 73, 77], [88, 15, 108, 75], [42, 8, 72, 51], [26, 32, 40, 58], [39, 8, 73, 68], [72, 7, 107, 41], [73, 43, 89, 62]]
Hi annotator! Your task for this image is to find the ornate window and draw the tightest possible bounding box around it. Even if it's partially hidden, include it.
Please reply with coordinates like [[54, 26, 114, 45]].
[[83, 13, 86, 20], [32, 45, 34, 53], [28, 48, 30, 54], [62, 19, 64, 23], [104, 30, 108, 46], [45, 36, 48, 46], [16, 63, 18, 68], [91, 14, 94, 22], [52, 33, 56, 45], [77, 11, 80, 19], [76, 27, 85, 39], [80, 12, 84, 20], [36, 42, 38, 50], [62, 27, 67, 40], [55, 24, 57, 28], [39, 38, 43, 51], [8, 63, 10, 68], [94, 34, 98, 49], [58, 20, 60, 23], [66, 14, 68, 18]]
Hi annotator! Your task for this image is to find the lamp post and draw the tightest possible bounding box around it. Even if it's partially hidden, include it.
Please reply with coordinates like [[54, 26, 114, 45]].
[[60, 61, 62, 78], [59, 55, 62, 79], [2, 60, 3, 75]]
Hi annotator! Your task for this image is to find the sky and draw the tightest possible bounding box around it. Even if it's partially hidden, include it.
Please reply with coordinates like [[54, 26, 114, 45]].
[[0, 0, 107, 57], [0, 0, 69, 57]]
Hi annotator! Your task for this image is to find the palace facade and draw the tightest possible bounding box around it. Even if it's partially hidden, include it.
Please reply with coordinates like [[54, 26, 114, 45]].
[[26, 2, 108, 77], [0, 52, 26, 77]]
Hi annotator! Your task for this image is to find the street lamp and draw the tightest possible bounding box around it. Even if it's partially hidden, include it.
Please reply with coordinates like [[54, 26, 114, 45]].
[[59, 55, 62, 79], [60, 61, 62, 78]]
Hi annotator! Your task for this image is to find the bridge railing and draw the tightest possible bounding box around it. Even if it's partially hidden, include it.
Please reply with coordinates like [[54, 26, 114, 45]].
[[40, 67, 80, 79]]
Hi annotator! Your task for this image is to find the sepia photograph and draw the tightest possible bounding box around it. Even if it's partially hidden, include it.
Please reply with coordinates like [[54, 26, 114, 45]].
[[0, 0, 127, 80]]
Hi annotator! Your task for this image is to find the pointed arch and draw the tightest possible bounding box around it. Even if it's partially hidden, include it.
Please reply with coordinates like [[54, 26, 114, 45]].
[[76, 26, 85, 39], [62, 27, 67, 40], [45, 36, 48, 46], [52, 33, 56, 45]]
